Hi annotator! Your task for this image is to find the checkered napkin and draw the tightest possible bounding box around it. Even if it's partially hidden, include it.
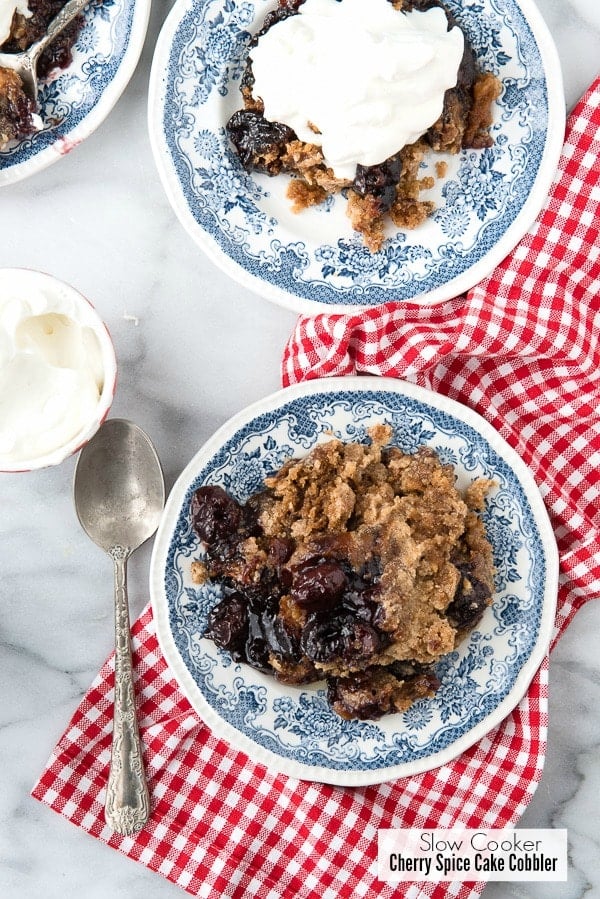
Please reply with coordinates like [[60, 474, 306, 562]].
[[32, 80, 600, 899]]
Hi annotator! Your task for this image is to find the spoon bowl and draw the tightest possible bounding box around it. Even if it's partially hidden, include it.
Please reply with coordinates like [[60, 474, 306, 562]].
[[74, 418, 165, 835], [75, 419, 165, 554]]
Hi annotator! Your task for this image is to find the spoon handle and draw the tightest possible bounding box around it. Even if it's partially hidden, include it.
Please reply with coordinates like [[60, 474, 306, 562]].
[[104, 546, 150, 835]]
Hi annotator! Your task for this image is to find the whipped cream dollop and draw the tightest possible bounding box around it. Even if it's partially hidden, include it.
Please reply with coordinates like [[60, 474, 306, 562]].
[[250, 0, 465, 179], [0, 0, 31, 45], [0, 272, 105, 466]]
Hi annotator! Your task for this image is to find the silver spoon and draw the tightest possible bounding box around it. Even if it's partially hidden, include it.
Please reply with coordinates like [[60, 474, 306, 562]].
[[74, 419, 165, 835], [0, 0, 91, 111]]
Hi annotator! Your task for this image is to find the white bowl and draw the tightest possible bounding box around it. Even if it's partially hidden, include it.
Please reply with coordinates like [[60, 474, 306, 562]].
[[0, 269, 117, 472]]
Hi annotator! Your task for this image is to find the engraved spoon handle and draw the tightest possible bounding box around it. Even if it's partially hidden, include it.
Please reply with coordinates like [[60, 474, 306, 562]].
[[104, 546, 150, 835]]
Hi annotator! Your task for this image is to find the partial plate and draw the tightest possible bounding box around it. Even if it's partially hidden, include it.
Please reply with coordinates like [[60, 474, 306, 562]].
[[150, 377, 558, 786], [0, 0, 150, 185], [148, 0, 564, 313]]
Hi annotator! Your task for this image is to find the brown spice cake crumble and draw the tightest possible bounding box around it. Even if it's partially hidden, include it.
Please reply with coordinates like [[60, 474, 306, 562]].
[[0, 0, 85, 150], [190, 425, 496, 721], [226, 0, 502, 252]]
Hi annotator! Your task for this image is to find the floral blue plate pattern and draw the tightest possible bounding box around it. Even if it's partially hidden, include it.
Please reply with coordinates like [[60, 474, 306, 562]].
[[148, 0, 564, 312], [0, 0, 150, 185], [150, 378, 558, 785]]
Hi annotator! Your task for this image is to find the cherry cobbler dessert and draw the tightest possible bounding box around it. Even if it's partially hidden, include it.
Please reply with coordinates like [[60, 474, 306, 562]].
[[0, 0, 85, 149], [0, 64, 34, 147], [226, 0, 502, 252], [190, 425, 495, 721]]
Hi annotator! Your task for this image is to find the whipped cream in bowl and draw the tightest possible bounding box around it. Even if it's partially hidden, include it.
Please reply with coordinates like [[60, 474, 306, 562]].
[[0, 269, 117, 472]]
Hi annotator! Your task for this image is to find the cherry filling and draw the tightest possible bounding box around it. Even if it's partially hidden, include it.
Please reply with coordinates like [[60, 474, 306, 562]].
[[0, 0, 84, 78], [226, 0, 475, 195], [191, 485, 390, 678], [294, 556, 388, 665], [326, 661, 441, 721], [301, 614, 381, 665], [227, 110, 296, 174], [204, 587, 303, 673], [191, 476, 491, 720], [204, 591, 248, 662], [353, 155, 403, 214], [190, 484, 263, 577], [446, 562, 492, 630], [193, 485, 301, 670], [190, 485, 242, 545], [0, 74, 36, 141]]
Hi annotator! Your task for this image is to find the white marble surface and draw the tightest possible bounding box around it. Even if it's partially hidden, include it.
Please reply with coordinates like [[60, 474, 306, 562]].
[[1, 1, 599, 896]]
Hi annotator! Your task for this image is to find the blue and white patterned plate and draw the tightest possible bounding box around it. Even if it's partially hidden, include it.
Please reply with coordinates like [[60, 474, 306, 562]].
[[0, 0, 150, 185], [148, 0, 564, 312], [150, 378, 558, 785]]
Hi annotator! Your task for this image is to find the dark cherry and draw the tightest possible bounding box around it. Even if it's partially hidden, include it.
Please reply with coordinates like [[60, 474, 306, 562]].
[[337, 590, 382, 631], [353, 155, 402, 213], [190, 485, 242, 546], [301, 612, 381, 664], [244, 569, 283, 616], [205, 585, 301, 673], [290, 559, 348, 610], [446, 564, 491, 630], [245, 603, 301, 671], [267, 536, 295, 569], [261, 612, 301, 662], [226, 110, 296, 173], [294, 553, 386, 663], [204, 593, 248, 661], [326, 673, 387, 721]]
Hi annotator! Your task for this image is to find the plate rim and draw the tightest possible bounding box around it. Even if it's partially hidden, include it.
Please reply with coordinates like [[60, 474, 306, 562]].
[[0, 0, 152, 187], [147, 0, 566, 313], [149, 376, 559, 785]]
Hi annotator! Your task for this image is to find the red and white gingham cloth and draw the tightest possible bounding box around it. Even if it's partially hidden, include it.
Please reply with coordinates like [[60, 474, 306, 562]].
[[32, 80, 600, 899]]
